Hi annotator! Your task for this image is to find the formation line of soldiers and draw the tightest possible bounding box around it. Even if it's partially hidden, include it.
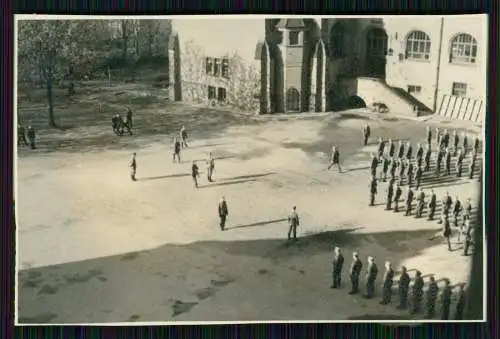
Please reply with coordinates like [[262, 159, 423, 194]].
[[331, 248, 467, 319]]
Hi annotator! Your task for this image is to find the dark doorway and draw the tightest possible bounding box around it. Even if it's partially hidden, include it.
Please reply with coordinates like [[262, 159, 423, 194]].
[[347, 96, 366, 109], [365, 28, 388, 79]]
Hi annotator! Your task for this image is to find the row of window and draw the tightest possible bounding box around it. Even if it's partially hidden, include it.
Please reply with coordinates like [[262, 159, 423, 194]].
[[208, 85, 227, 101], [205, 57, 229, 78], [407, 82, 468, 97]]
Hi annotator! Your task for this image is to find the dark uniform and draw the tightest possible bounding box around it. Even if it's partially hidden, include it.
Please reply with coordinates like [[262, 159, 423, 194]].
[[206, 155, 215, 182], [468, 156, 476, 179], [463, 199, 472, 224], [414, 166, 423, 190], [218, 198, 229, 230], [389, 158, 397, 180], [410, 271, 425, 314], [363, 125, 371, 145], [331, 249, 344, 288], [428, 191, 437, 220], [405, 143, 413, 160], [435, 128, 441, 147], [452, 198, 462, 226], [463, 223, 474, 256], [397, 267, 410, 309], [180, 127, 188, 148], [364, 258, 378, 299], [130, 153, 137, 181], [407, 163, 415, 186], [416, 144, 424, 164], [453, 132, 459, 156], [462, 134, 468, 152], [386, 183, 394, 210], [382, 157, 390, 181], [370, 155, 379, 177], [380, 263, 395, 304], [377, 138, 386, 157], [442, 130, 450, 149], [416, 190, 425, 218], [388, 140, 395, 157], [27, 126, 36, 149], [328, 147, 342, 172], [405, 188, 414, 216], [398, 160, 406, 182], [287, 207, 300, 240], [436, 150, 443, 175], [424, 148, 432, 172], [444, 149, 452, 175], [426, 127, 432, 146], [425, 277, 439, 318], [473, 135, 480, 154], [393, 184, 403, 212], [126, 107, 133, 128], [443, 218, 452, 251], [370, 177, 377, 206], [17, 124, 28, 146], [191, 162, 200, 188], [440, 280, 453, 320], [173, 139, 181, 162], [348, 254, 363, 295], [442, 194, 452, 220], [453, 286, 465, 320], [397, 142, 405, 159], [456, 150, 465, 177]]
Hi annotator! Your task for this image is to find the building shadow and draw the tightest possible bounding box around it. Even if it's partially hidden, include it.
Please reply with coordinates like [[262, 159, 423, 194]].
[[228, 218, 288, 230]]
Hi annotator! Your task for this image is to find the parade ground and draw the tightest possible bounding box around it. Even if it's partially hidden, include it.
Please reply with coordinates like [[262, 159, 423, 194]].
[[16, 87, 482, 323]]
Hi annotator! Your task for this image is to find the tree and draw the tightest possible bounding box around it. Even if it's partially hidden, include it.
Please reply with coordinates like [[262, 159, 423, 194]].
[[180, 40, 206, 103]]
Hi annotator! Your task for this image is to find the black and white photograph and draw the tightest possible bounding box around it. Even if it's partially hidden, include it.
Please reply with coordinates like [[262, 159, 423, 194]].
[[15, 15, 486, 324]]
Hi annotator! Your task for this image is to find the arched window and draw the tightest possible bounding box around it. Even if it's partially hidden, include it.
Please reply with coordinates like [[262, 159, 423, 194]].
[[366, 28, 388, 57], [450, 33, 478, 64], [286, 87, 300, 112], [405, 31, 431, 60], [330, 23, 345, 58]]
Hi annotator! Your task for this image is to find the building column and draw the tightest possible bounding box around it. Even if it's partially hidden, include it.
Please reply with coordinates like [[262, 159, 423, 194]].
[[318, 40, 327, 112]]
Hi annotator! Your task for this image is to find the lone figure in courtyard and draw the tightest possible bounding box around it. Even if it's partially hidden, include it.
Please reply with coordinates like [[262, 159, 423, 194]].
[[218, 197, 229, 231], [287, 206, 300, 241], [180, 125, 189, 148], [206, 152, 215, 182], [362, 123, 371, 146], [191, 160, 200, 188], [328, 145, 342, 172], [130, 152, 137, 181]]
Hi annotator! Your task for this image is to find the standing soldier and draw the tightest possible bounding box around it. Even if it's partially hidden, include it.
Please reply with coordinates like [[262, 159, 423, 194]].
[[415, 189, 425, 218], [453, 285, 466, 320], [463, 198, 472, 224], [443, 216, 452, 251], [388, 138, 395, 157], [440, 279, 453, 320], [382, 156, 390, 181], [379, 261, 395, 305], [410, 270, 425, 315], [426, 126, 432, 147], [370, 153, 379, 178], [407, 162, 415, 187], [206, 152, 215, 182], [364, 256, 378, 299], [385, 180, 394, 210], [428, 189, 437, 220], [414, 165, 423, 190], [130, 152, 137, 181], [126, 106, 133, 129], [456, 148, 465, 177], [398, 158, 407, 183], [191, 161, 200, 188], [377, 137, 386, 157], [173, 137, 182, 163], [393, 182, 403, 213], [331, 247, 344, 289], [218, 197, 229, 231], [287, 206, 300, 241], [348, 252, 363, 295], [442, 191, 453, 220], [416, 143, 424, 166], [405, 187, 414, 216], [389, 157, 398, 180], [397, 266, 411, 309], [328, 146, 342, 172], [472, 134, 480, 155], [452, 196, 462, 227], [442, 128, 450, 149], [397, 140, 405, 159], [27, 126, 36, 149], [468, 155, 476, 179], [425, 276, 439, 319], [180, 125, 189, 148], [462, 132, 468, 152], [362, 123, 371, 146], [405, 141, 413, 160], [424, 146, 432, 172], [369, 175, 378, 207], [444, 147, 452, 175], [462, 221, 474, 256], [436, 148, 443, 175], [435, 127, 441, 147], [452, 130, 460, 156], [17, 124, 28, 147]]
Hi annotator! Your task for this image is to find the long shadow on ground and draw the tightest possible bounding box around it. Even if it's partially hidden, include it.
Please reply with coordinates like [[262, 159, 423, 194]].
[[17, 226, 480, 324]]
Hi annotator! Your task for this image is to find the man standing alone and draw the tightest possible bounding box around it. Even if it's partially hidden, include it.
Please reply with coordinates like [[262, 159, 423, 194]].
[[287, 206, 300, 241], [218, 197, 229, 231]]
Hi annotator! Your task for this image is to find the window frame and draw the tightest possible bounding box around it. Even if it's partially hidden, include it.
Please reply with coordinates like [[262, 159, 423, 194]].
[[449, 33, 478, 65], [407, 85, 422, 94], [405, 30, 432, 61], [451, 82, 468, 97], [289, 31, 300, 46]]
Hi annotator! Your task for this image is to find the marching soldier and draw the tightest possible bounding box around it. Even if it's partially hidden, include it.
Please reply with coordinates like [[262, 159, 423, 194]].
[[462, 132, 468, 152], [17, 124, 28, 147], [126, 106, 133, 129], [191, 160, 200, 188], [287, 206, 300, 241], [440, 279, 453, 320], [452, 196, 462, 227], [370, 153, 379, 177], [468, 155, 476, 179], [442, 191, 453, 220], [393, 182, 403, 212], [377, 137, 386, 157], [452, 130, 460, 156], [173, 137, 182, 163], [435, 127, 441, 147], [426, 126, 432, 147], [463, 198, 472, 224], [410, 270, 425, 314], [27, 126, 36, 149], [328, 145, 342, 172], [362, 123, 371, 146], [436, 148, 443, 175], [456, 148, 465, 177], [407, 162, 415, 186], [472, 134, 480, 155], [415, 189, 425, 218], [379, 261, 395, 305], [424, 146, 432, 172], [444, 147, 452, 175], [443, 216, 452, 251], [218, 197, 229, 231], [462, 221, 474, 256], [130, 152, 137, 181], [364, 256, 378, 299], [385, 180, 394, 210], [388, 138, 395, 157], [331, 247, 344, 288], [453, 285, 466, 320], [206, 152, 215, 182], [405, 187, 414, 216], [348, 252, 363, 295], [428, 189, 437, 220], [180, 125, 189, 148], [414, 165, 423, 190], [405, 141, 413, 160], [397, 140, 405, 159], [369, 175, 377, 207], [389, 157, 398, 180], [382, 156, 390, 181], [398, 158, 407, 182], [396, 266, 410, 309], [416, 143, 424, 164], [442, 128, 450, 149], [425, 276, 439, 319]]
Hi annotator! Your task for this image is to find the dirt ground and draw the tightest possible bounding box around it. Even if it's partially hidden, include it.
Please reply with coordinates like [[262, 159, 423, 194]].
[[16, 86, 482, 324]]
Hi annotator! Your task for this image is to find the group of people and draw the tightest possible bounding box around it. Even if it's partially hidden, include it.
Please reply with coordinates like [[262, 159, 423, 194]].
[[111, 107, 133, 136], [330, 248, 467, 320], [17, 124, 37, 149]]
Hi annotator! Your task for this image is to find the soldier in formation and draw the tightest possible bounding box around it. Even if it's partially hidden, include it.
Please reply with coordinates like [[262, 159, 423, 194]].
[[379, 261, 395, 305], [454, 284, 465, 320], [398, 159, 407, 184], [442, 129, 450, 149], [191, 160, 200, 188], [436, 148, 443, 175], [369, 176, 377, 207], [348, 252, 363, 295], [462, 220, 474, 256], [397, 266, 411, 310], [382, 156, 390, 181], [472, 135, 480, 155], [405, 141, 413, 160], [463, 198, 472, 224], [385, 181, 394, 210], [443, 216, 452, 251], [414, 165, 423, 190], [218, 197, 229, 231], [424, 146, 432, 172], [435, 127, 441, 146], [397, 140, 405, 159], [427, 189, 437, 221], [405, 187, 414, 216], [287, 206, 300, 241], [407, 162, 414, 187], [416, 143, 424, 168], [364, 256, 378, 299], [410, 270, 425, 314], [462, 132, 468, 152], [440, 279, 453, 320], [425, 275, 439, 318], [452, 196, 462, 227], [415, 189, 425, 218], [363, 123, 371, 146], [27, 126, 36, 149], [389, 157, 398, 180], [377, 138, 386, 157], [441, 191, 453, 221], [456, 148, 465, 177], [468, 155, 477, 179], [387, 139, 395, 157], [426, 126, 432, 147], [331, 247, 344, 289], [444, 147, 452, 175], [130, 152, 137, 181], [370, 153, 379, 178], [393, 182, 403, 213]]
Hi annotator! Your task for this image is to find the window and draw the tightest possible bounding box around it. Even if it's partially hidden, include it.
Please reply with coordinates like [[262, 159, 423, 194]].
[[407, 85, 422, 94], [208, 86, 216, 100], [366, 28, 388, 57], [205, 57, 214, 75], [286, 87, 300, 112], [330, 23, 345, 58], [222, 58, 229, 78], [450, 33, 478, 64], [405, 31, 431, 60], [217, 87, 227, 102], [289, 31, 299, 46], [214, 58, 221, 77], [451, 82, 467, 97]]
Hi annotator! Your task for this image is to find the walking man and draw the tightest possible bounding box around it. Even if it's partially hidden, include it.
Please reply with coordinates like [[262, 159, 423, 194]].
[[379, 261, 395, 305], [396, 266, 410, 309], [405, 187, 414, 216], [428, 189, 437, 221], [130, 152, 137, 181], [206, 152, 215, 182], [414, 165, 423, 190], [180, 126, 189, 148], [348, 252, 363, 295], [415, 189, 425, 218], [328, 146, 342, 172], [369, 175, 377, 207], [425, 276, 439, 319], [218, 197, 229, 231], [424, 146, 432, 172], [393, 182, 402, 212], [385, 180, 394, 210], [426, 126, 432, 147], [191, 160, 200, 188], [364, 256, 378, 299], [331, 247, 344, 288], [173, 137, 182, 163], [287, 206, 300, 241], [362, 123, 371, 146]]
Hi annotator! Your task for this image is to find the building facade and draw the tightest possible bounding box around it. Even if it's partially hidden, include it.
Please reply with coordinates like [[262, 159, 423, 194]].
[[168, 16, 487, 121]]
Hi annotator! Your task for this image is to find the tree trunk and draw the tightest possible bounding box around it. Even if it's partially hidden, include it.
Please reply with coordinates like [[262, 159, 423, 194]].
[[121, 21, 128, 61], [46, 66, 56, 128], [148, 32, 153, 58]]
